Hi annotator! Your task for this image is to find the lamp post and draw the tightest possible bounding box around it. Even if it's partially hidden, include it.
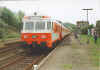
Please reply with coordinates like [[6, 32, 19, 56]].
[[82, 8, 93, 44]]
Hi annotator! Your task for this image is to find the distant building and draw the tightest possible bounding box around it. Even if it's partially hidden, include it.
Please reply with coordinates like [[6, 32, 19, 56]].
[[76, 21, 89, 34], [77, 21, 89, 29]]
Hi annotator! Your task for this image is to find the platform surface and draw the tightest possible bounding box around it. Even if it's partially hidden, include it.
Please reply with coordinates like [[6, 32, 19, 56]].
[[39, 36, 98, 70]]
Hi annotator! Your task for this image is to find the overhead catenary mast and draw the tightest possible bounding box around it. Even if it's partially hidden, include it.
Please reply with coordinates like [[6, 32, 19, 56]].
[[82, 8, 93, 44]]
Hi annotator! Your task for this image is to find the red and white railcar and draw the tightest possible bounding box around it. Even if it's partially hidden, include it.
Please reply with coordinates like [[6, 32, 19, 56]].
[[21, 16, 70, 48]]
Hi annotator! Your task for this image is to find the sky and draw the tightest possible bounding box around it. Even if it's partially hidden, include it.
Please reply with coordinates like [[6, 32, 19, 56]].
[[0, 0, 100, 24]]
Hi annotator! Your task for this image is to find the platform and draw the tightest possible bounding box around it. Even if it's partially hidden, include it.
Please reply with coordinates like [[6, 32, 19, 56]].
[[38, 36, 98, 70]]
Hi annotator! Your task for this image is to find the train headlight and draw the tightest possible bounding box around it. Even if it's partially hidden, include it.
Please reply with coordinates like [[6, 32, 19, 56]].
[[41, 35, 47, 39], [32, 35, 37, 38], [24, 35, 28, 38]]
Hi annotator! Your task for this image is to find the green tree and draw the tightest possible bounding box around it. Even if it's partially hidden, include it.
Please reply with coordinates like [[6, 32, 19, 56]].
[[0, 7, 24, 39], [16, 11, 24, 23], [0, 7, 24, 33], [88, 24, 94, 29], [16, 11, 24, 33], [0, 19, 6, 38], [63, 22, 76, 32], [0, 7, 18, 27]]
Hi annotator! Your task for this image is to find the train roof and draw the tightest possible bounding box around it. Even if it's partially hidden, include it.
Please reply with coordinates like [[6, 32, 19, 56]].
[[22, 16, 69, 30], [23, 16, 51, 21]]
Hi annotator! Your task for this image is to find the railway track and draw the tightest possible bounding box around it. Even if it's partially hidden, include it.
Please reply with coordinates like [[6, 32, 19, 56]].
[[0, 44, 51, 70], [0, 53, 46, 70], [0, 40, 25, 70], [0, 42, 23, 64], [0, 55, 24, 70], [0, 41, 21, 54]]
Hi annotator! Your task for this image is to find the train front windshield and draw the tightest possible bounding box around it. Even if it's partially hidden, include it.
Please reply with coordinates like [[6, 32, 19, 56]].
[[23, 21, 52, 33], [35, 21, 45, 31], [24, 22, 34, 32]]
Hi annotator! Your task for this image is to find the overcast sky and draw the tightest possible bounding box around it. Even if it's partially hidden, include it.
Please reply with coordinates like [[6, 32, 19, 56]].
[[0, 0, 100, 24]]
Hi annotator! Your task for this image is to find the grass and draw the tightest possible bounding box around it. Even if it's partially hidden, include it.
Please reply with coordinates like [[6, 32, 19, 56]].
[[63, 64, 72, 69], [0, 33, 20, 42], [80, 34, 100, 67], [6, 33, 20, 39], [80, 35, 100, 46]]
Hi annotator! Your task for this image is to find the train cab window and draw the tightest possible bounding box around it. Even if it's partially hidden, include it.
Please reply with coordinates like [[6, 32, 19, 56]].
[[47, 21, 52, 30], [35, 21, 45, 31], [25, 22, 34, 31]]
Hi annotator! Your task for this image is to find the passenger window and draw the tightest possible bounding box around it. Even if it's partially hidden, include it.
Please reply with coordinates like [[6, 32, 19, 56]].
[[47, 21, 51, 30]]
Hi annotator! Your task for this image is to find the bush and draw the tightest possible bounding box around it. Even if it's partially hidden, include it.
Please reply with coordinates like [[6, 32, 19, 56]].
[[0, 19, 5, 39], [80, 27, 88, 34], [96, 20, 100, 37], [0, 29, 4, 38]]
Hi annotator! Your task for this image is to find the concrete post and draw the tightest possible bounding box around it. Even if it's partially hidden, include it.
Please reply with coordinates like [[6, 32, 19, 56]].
[[33, 65, 38, 70]]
